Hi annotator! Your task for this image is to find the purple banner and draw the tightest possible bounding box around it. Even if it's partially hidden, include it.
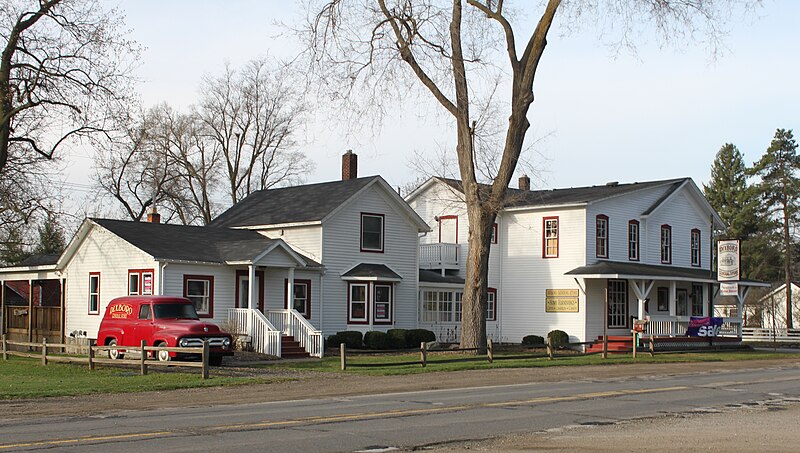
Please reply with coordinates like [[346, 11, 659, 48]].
[[686, 317, 723, 337]]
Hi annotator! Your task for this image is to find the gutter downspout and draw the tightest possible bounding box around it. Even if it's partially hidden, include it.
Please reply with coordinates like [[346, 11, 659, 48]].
[[159, 262, 168, 295]]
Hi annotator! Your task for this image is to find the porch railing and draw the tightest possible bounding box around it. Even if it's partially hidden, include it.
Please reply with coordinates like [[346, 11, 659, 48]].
[[419, 243, 459, 268], [227, 308, 282, 357], [742, 327, 800, 342], [267, 309, 324, 358], [646, 315, 742, 337]]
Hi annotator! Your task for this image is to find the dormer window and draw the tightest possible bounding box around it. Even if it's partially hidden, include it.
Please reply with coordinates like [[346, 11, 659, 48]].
[[596, 215, 608, 258], [361, 213, 384, 252]]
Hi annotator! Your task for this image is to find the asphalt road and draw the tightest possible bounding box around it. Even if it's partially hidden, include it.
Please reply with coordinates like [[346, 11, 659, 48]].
[[1, 363, 799, 452]]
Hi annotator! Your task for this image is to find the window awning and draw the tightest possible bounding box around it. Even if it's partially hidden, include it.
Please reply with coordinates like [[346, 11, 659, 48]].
[[341, 263, 402, 282], [566, 261, 769, 287]]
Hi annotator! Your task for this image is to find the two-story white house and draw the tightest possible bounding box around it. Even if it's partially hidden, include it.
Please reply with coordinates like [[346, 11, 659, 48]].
[[54, 152, 429, 358], [407, 175, 767, 345]]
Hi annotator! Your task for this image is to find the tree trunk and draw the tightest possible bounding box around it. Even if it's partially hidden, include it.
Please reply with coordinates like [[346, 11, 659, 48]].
[[459, 204, 495, 353]]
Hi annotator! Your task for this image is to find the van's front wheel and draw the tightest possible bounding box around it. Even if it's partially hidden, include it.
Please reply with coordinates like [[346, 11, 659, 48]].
[[155, 341, 170, 362], [108, 339, 123, 360]]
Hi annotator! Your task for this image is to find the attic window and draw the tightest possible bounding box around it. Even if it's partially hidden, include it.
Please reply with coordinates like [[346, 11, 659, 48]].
[[361, 213, 384, 252]]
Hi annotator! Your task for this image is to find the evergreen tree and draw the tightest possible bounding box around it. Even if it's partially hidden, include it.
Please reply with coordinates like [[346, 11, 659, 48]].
[[751, 129, 800, 328], [34, 214, 66, 256], [0, 226, 32, 265], [704, 144, 759, 240]]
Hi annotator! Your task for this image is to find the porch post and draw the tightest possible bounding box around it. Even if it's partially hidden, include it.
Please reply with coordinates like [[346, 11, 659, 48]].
[[669, 280, 677, 335], [287, 267, 295, 311], [248, 264, 256, 310]]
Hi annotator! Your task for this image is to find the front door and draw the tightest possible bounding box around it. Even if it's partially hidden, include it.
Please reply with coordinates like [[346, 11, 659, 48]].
[[236, 271, 264, 312]]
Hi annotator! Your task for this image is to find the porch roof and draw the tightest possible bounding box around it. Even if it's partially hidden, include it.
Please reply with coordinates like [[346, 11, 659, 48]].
[[566, 261, 769, 286], [419, 269, 465, 285], [341, 263, 402, 281]]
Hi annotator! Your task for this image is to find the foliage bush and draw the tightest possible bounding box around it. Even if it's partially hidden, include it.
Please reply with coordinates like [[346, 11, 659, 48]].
[[336, 330, 363, 349], [364, 331, 391, 350], [326, 333, 341, 349], [386, 329, 408, 349], [547, 330, 569, 348], [521, 335, 545, 346], [405, 329, 436, 348]]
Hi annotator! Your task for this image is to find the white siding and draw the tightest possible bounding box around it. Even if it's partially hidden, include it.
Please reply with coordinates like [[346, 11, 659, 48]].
[[63, 226, 156, 339], [322, 185, 420, 335], [645, 190, 712, 269], [161, 263, 235, 326], [262, 269, 322, 326], [499, 207, 587, 343], [258, 226, 322, 262]]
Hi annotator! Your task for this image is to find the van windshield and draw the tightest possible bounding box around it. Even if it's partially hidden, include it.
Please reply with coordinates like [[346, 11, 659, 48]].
[[153, 303, 199, 320]]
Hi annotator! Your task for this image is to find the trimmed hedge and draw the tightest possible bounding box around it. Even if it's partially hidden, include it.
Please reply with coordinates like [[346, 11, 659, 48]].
[[336, 330, 364, 349], [405, 329, 436, 348], [326, 333, 341, 349], [521, 335, 545, 346], [386, 329, 408, 349], [547, 330, 569, 348], [364, 331, 391, 350]]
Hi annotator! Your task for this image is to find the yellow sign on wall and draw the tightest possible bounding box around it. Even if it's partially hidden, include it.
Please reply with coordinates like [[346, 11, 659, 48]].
[[545, 289, 579, 313]]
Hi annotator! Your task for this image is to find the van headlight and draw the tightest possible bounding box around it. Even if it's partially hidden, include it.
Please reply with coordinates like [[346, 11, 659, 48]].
[[179, 338, 189, 347], [223, 338, 231, 348]]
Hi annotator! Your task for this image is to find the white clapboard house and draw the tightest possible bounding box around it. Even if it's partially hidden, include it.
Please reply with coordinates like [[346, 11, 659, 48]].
[[53, 152, 429, 358], [406, 175, 768, 346]]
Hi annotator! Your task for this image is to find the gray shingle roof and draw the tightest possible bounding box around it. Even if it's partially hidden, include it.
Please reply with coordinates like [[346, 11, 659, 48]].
[[566, 260, 766, 285], [92, 218, 320, 266], [437, 177, 689, 209], [18, 254, 60, 267], [342, 263, 402, 280], [209, 176, 378, 228]]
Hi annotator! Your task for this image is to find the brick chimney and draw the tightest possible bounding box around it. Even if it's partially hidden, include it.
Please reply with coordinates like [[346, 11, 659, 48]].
[[519, 175, 530, 191], [342, 150, 358, 180], [146, 206, 161, 223]]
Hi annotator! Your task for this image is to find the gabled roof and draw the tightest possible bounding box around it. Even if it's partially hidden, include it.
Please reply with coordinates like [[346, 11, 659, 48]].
[[209, 177, 373, 228], [59, 218, 320, 267], [341, 263, 402, 281], [418, 176, 689, 209]]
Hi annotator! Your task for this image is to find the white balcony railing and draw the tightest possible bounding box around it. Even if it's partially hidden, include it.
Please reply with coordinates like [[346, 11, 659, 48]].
[[419, 243, 459, 269], [646, 315, 742, 337]]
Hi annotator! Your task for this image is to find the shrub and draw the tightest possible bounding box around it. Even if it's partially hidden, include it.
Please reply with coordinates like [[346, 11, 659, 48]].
[[405, 329, 436, 348], [336, 330, 363, 349], [547, 330, 569, 348], [364, 331, 391, 350], [387, 329, 408, 349], [326, 333, 341, 349], [521, 335, 545, 346]]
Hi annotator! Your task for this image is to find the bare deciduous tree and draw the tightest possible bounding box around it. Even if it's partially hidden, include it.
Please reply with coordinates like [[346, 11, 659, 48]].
[[303, 0, 756, 352], [198, 59, 312, 204]]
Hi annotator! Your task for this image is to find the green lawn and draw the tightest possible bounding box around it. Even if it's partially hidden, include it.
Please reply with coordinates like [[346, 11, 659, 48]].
[[0, 356, 278, 399], [264, 349, 795, 376]]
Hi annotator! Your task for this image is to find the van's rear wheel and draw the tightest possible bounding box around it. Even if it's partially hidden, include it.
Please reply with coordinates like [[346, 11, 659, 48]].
[[108, 339, 123, 360], [156, 341, 170, 362]]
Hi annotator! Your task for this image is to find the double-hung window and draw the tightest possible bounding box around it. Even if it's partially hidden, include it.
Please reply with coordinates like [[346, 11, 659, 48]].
[[286, 279, 311, 319], [596, 215, 609, 258], [183, 275, 213, 317], [543, 217, 559, 258], [88, 273, 100, 314], [628, 220, 639, 261], [128, 269, 154, 295], [373, 284, 392, 324], [361, 213, 384, 252], [691, 229, 701, 267], [348, 283, 368, 323], [661, 225, 672, 264]]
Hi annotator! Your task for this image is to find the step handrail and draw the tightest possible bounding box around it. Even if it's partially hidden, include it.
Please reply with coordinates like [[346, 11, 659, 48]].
[[227, 308, 281, 357], [267, 309, 323, 358]]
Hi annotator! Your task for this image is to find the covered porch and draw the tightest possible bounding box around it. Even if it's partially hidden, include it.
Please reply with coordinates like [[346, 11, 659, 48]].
[[222, 240, 324, 358], [0, 255, 64, 345], [567, 261, 769, 343]]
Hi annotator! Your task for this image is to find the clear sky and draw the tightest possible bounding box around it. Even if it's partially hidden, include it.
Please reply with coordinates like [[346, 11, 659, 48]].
[[62, 1, 800, 208]]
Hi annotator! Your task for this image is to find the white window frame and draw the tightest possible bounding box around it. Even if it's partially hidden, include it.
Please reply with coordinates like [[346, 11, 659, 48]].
[[88, 273, 100, 314], [348, 283, 369, 323], [185, 277, 211, 316]]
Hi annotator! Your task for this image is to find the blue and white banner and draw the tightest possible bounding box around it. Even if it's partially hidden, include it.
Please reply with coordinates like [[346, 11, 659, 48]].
[[687, 317, 724, 337]]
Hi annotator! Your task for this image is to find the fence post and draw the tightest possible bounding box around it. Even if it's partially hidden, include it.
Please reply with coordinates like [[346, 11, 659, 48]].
[[88, 345, 95, 371], [202, 340, 210, 380], [632, 331, 637, 359], [2, 334, 7, 360], [649, 335, 655, 357], [340, 343, 347, 370], [42, 338, 47, 366], [420, 341, 427, 367], [140, 340, 148, 376], [546, 337, 553, 360], [487, 338, 493, 363]]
